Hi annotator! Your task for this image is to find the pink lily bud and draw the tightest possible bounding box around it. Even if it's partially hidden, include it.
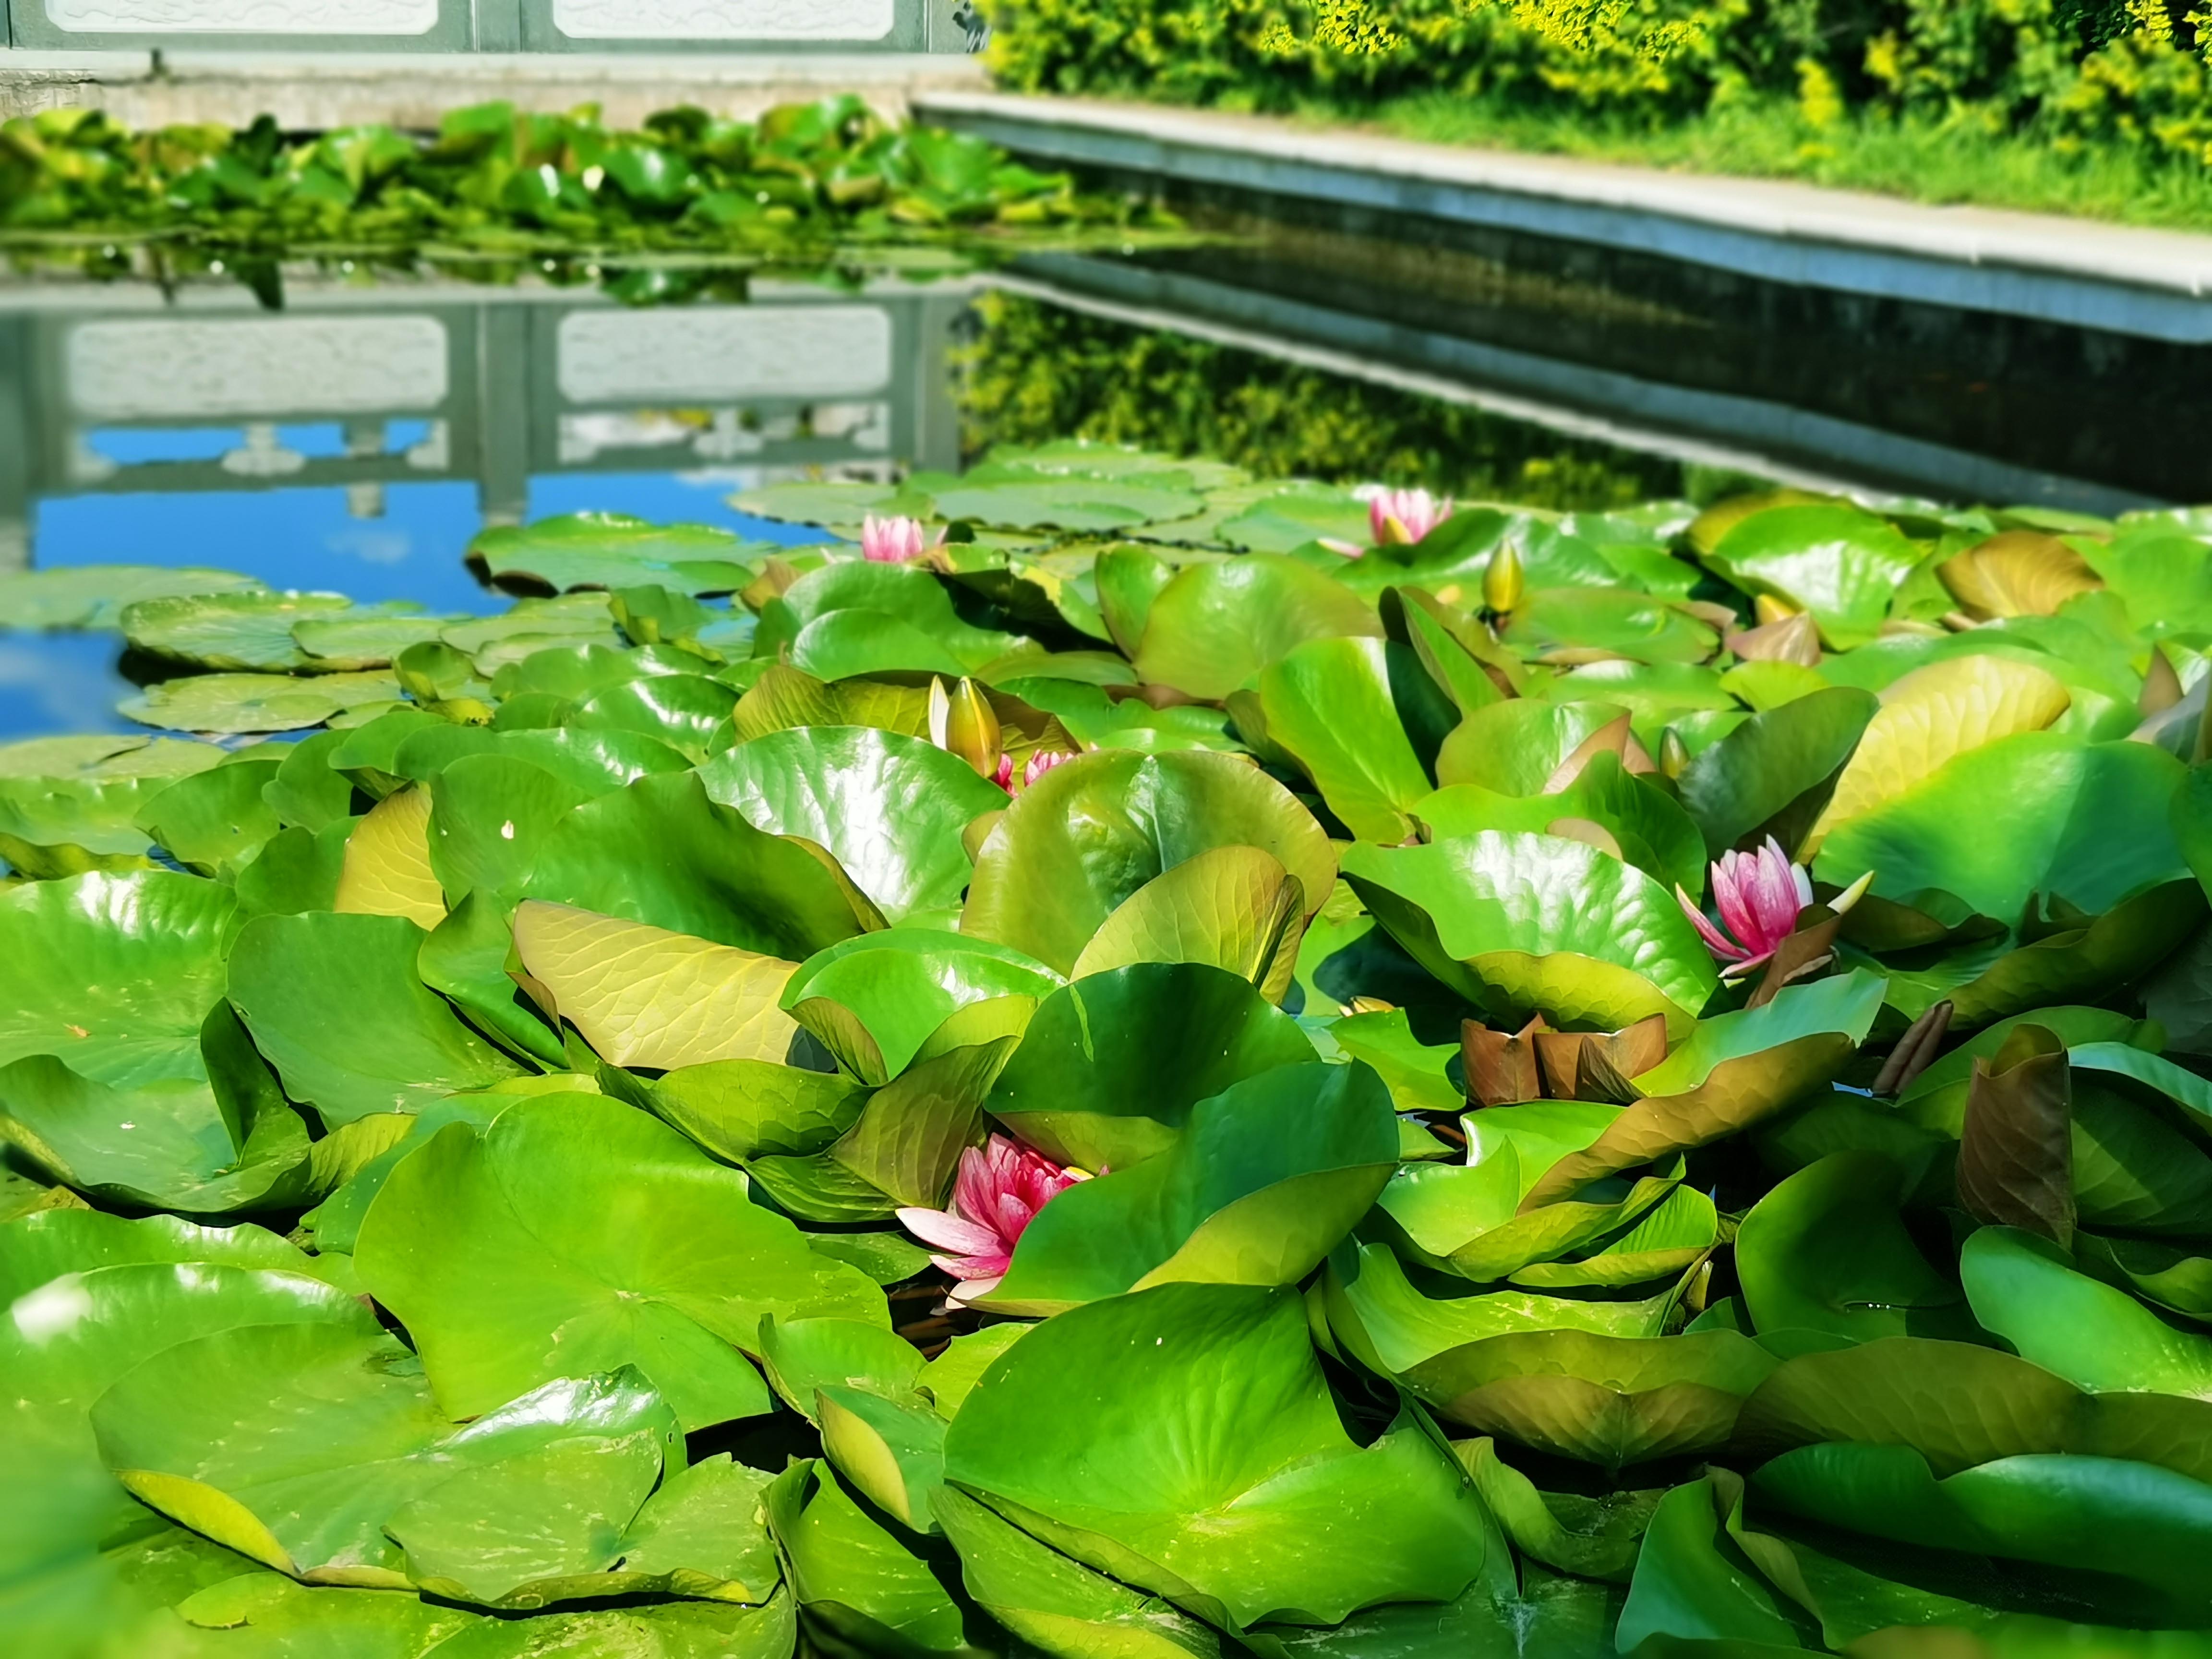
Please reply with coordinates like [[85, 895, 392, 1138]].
[[895, 1134, 1088, 1300], [1366, 487, 1454, 548], [860, 514, 939, 564]]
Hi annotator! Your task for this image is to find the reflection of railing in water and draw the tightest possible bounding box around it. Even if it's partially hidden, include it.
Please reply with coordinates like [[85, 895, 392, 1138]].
[[0, 278, 975, 575], [5, 0, 982, 53]]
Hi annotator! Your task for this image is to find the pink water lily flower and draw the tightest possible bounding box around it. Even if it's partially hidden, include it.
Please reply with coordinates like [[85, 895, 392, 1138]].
[[898, 1134, 1087, 1298], [992, 747, 1078, 793], [860, 514, 941, 564], [1366, 487, 1454, 548], [1675, 837, 1819, 977]]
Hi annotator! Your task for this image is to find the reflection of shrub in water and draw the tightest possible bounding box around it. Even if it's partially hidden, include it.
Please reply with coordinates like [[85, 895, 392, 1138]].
[[953, 291, 1688, 513]]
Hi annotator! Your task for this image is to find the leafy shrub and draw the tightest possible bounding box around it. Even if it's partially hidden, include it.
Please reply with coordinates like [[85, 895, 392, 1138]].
[[988, 0, 2212, 171]]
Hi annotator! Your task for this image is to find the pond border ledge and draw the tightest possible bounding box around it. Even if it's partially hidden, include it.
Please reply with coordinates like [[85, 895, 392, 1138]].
[[914, 91, 2212, 347]]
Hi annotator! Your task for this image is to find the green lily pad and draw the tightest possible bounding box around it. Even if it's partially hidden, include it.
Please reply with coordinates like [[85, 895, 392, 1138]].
[[780, 929, 1060, 1085], [701, 727, 1010, 925], [0, 1047, 312, 1214], [1960, 1226, 2212, 1398], [226, 911, 526, 1124], [1341, 830, 1719, 1035], [1498, 587, 1719, 665], [93, 1324, 680, 1588], [522, 771, 878, 957], [1414, 750, 1706, 898], [120, 670, 405, 734], [924, 464, 1205, 533], [941, 1282, 1494, 1631], [763, 1458, 974, 1657], [0, 565, 264, 631], [1432, 700, 1634, 798], [0, 733, 223, 879], [756, 563, 1022, 677], [134, 751, 285, 874], [353, 1092, 888, 1429], [1256, 636, 1434, 842], [1752, 1440, 2212, 1623], [962, 750, 1334, 978], [1406, 1330, 1779, 1466], [1815, 733, 2189, 926], [567, 674, 740, 762], [1676, 686, 1877, 857], [468, 514, 761, 596], [1321, 1241, 1678, 1377], [1520, 971, 1888, 1208], [1736, 1151, 1982, 1346], [1700, 504, 1924, 649], [1132, 555, 1383, 701], [0, 870, 238, 1089], [985, 963, 1317, 1170], [120, 591, 417, 674], [513, 901, 803, 1070], [981, 1059, 1399, 1314], [934, 1484, 1221, 1659]]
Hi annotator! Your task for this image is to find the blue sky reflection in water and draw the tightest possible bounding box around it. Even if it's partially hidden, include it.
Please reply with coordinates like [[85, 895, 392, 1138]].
[[1, 467, 822, 742]]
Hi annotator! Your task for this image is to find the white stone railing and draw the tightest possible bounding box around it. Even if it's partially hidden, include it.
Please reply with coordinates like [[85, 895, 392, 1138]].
[[7, 0, 984, 52]]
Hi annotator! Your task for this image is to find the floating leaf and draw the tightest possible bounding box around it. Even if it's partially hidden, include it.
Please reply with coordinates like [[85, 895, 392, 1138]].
[[1407, 1331, 1779, 1466], [942, 1282, 1493, 1630], [1809, 655, 2072, 852], [985, 964, 1316, 1171], [1342, 830, 1719, 1035], [981, 1060, 1398, 1314], [964, 752, 1333, 978], [226, 912, 525, 1124], [701, 726, 1009, 925], [1068, 845, 1305, 1003], [1133, 555, 1382, 701], [355, 1092, 886, 1428]]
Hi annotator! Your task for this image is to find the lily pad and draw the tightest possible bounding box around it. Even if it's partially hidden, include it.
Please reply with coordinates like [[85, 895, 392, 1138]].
[[1132, 555, 1383, 701], [1701, 505, 1924, 648], [963, 751, 1333, 978], [985, 964, 1317, 1171], [514, 901, 802, 1070], [354, 1092, 887, 1428], [982, 1060, 1399, 1314], [469, 514, 761, 596], [522, 771, 878, 957], [779, 929, 1059, 1085], [1406, 1330, 1779, 1466], [120, 671, 405, 735], [941, 1282, 1493, 1631], [94, 1328, 682, 1588], [121, 591, 417, 674], [701, 727, 1009, 925], [0, 870, 238, 1089], [0, 565, 264, 631], [1815, 733, 2189, 924], [0, 734, 223, 878], [226, 911, 526, 1124], [1341, 830, 1719, 1035]]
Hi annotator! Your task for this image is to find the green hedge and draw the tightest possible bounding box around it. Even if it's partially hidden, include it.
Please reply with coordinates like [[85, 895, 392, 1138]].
[[986, 0, 2212, 174], [953, 290, 1697, 510]]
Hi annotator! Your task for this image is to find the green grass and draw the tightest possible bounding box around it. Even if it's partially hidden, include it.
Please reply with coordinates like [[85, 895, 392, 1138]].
[[1304, 91, 2212, 232]]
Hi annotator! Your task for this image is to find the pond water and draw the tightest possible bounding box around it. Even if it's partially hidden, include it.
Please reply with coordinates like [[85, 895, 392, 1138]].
[[2, 207, 2197, 742]]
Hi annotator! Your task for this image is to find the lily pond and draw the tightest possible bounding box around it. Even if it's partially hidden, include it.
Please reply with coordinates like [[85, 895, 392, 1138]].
[[9, 100, 2212, 1659]]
